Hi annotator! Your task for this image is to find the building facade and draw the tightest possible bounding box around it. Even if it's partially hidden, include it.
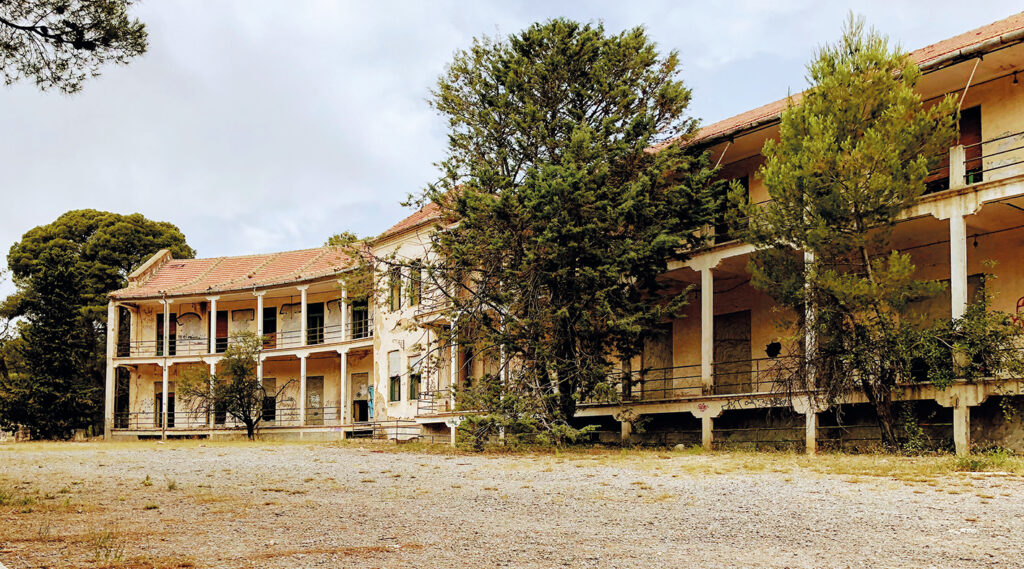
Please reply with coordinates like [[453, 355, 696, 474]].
[[106, 13, 1024, 454]]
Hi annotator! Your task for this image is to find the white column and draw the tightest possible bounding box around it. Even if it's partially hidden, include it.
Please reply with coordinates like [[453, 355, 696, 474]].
[[701, 416, 713, 450], [104, 301, 117, 439], [340, 283, 348, 341], [340, 349, 349, 430], [255, 291, 265, 338], [805, 410, 817, 456], [162, 300, 171, 358], [949, 212, 968, 319], [700, 268, 714, 393], [954, 399, 971, 457], [208, 296, 219, 354], [299, 355, 307, 426], [161, 363, 169, 441], [161, 300, 171, 440], [298, 285, 309, 347]]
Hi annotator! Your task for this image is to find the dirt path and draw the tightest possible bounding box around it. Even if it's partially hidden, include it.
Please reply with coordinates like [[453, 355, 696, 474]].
[[1, 442, 1022, 568]]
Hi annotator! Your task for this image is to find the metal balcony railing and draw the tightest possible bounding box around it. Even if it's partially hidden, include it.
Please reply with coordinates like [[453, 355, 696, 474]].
[[113, 404, 347, 430], [580, 356, 799, 406], [416, 388, 455, 416]]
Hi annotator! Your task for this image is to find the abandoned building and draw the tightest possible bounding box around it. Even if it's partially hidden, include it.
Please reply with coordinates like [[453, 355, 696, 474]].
[[105, 12, 1024, 455]]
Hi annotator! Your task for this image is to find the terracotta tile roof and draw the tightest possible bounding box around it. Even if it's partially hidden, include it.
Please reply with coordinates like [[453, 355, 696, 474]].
[[110, 247, 352, 300], [377, 201, 442, 241], [670, 11, 1024, 149]]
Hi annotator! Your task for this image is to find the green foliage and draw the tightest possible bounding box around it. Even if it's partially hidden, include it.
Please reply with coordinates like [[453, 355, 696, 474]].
[[324, 231, 374, 303], [740, 15, 960, 447], [0, 247, 98, 438], [0, 210, 193, 437], [4, 209, 194, 322], [423, 19, 721, 436], [0, 0, 147, 93], [919, 287, 1024, 388], [177, 332, 290, 440]]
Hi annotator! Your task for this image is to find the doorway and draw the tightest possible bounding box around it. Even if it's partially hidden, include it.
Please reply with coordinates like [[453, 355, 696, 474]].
[[154, 381, 175, 428], [351, 372, 369, 422], [714, 310, 752, 394], [306, 376, 324, 425]]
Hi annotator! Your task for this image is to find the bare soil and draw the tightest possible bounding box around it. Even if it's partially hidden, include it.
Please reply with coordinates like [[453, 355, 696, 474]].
[[2, 441, 1023, 568]]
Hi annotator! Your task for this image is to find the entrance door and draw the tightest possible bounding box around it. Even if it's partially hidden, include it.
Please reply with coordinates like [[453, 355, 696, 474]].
[[714, 310, 751, 394], [114, 368, 130, 428], [306, 376, 324, 425], [641, 323, 673, 400], [155, 382, 175, 428], [215, 311, 229, 353], [258, 378, 276, 423], [351, 372, 369, 422]]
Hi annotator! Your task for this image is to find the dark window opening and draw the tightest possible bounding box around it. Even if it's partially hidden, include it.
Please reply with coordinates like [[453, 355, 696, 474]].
[[215, 310, 229, 353], [307, 302, 325, 345], [262, 306, 277, 348], [351, 300, 370, 339]]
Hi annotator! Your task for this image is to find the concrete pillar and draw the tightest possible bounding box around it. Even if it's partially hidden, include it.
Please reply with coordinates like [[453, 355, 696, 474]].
[[949, 144, 966, 190], [255, 291, 265, 339], [162, 300, 171, 358], [449, 424, 457, 447], [299, 355, 308, 426], [161, 363, 169, 441], [701, 416, 713, 450], [298, 285, 309, 347], [954, 399, 971, 456], [700, 268, 714, 393], [949, 211, 968, 319], [208, 296, 219, 353], [340, 349, 349, 427], [104, 301, 117, 439], [805, 410, 817, 456], [340, 283, 348, 341], [620, 420, 632, 444], [161, 300, 171, 440]]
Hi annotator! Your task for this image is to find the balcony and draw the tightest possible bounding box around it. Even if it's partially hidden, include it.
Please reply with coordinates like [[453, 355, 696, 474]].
[[581, 356, 799, 406], [114, 403, 346, 431], [115, 315, 375, 358], [416, 388, 455, 417]]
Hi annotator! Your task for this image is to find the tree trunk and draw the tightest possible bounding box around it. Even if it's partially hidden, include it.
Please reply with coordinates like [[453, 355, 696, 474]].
[[860, 374, 899, 448]]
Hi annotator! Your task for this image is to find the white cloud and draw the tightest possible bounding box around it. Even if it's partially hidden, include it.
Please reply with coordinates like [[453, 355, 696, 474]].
[[0, 0, 1021, 303]]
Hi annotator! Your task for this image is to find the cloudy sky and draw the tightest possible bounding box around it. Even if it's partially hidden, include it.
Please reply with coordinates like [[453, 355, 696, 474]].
[[1, 1, 1022, 295]]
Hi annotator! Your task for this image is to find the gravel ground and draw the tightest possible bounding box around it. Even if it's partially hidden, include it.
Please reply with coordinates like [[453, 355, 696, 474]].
[[1, 442, 1023, 569]]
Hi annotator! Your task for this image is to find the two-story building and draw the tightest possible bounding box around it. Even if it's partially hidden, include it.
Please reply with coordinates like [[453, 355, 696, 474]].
[[106, 12, 1024, 454]]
